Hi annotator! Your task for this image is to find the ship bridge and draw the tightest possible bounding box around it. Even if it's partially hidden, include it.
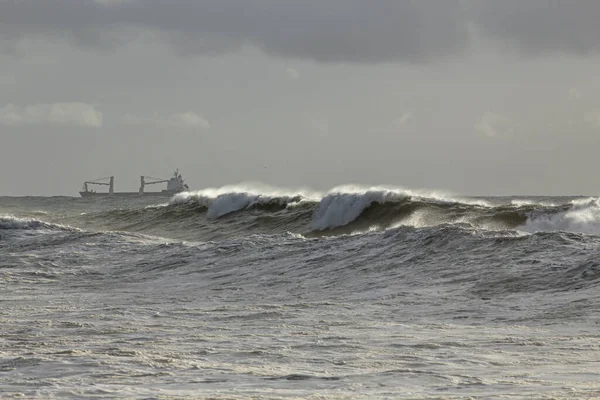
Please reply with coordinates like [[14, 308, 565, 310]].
[[139, 169, 188, 194]]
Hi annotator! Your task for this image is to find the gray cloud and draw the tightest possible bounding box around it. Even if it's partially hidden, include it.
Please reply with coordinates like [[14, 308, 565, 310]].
[[0, 0, 470, 63], [470, 0, 600, 57], [1, 1, 600, 63]]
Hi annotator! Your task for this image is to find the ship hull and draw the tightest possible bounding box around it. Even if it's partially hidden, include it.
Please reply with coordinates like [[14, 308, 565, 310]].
[[79, 191, 182, 198]]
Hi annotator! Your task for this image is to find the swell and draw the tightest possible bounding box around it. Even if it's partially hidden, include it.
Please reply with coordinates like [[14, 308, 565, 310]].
[[4, 215, 600, 302]]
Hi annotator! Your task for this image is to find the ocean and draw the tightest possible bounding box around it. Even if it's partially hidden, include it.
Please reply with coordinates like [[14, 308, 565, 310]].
[[1, 185, 600, 399]]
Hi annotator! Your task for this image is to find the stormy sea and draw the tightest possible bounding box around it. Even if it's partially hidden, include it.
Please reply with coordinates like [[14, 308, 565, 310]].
[[1, 185, 600, 399]]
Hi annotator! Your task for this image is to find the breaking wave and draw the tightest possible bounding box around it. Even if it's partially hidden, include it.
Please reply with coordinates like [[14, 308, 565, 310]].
[[520, 197, 600, 235], [171, 190, 306, 219], [6, 186, 600, 241], [160, 186, 589, 239]]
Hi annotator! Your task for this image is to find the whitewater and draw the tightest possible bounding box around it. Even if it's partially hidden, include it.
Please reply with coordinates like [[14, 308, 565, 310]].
[[1, 184, 600, 399]]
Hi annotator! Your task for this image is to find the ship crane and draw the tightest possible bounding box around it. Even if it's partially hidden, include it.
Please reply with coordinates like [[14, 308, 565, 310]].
[[82, 176, 114, 194], [79, 169, 186, 197], [139, 176, 169, 194]]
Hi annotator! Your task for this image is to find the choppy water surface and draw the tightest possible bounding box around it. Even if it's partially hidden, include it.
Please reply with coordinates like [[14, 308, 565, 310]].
[[1, 186, 600, 398]]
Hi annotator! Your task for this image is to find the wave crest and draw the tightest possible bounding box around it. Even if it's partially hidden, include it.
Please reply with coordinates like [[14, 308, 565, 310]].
[[0, 215, 78, 232], [171, 190, 305, 219], [8, 185, 600, 242], [521, 197, 600, 235]]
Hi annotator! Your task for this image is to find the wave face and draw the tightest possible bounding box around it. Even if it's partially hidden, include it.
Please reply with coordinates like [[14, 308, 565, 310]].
[[2, 187, 600, 398]]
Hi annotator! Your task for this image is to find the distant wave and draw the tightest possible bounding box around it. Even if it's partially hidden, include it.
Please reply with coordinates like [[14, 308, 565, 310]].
[[0, 215, 78, 232], [6, 186, 600, 240], [0, 214, 178, 257]]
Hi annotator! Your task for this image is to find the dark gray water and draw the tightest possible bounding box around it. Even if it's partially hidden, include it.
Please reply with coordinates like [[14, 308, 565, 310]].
[[2, 186, 600, 398]]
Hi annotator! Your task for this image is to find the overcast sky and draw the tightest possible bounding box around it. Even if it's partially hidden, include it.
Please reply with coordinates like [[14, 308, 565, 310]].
[[2, 0, 600, 196]]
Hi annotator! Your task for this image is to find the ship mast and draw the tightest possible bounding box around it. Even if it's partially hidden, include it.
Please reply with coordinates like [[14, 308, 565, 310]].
[[139, 175, 169, 194]]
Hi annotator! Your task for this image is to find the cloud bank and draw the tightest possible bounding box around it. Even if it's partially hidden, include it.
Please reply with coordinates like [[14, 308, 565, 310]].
[[2, 1, 598, 63]]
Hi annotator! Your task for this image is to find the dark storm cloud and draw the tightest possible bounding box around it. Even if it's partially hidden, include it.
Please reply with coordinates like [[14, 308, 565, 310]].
[[1, 0, 600, 62], [0, 0, 470, 63]]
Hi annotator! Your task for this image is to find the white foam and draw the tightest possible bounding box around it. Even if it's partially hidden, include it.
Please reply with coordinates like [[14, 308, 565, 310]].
[[327, 184, 489, 206], [520, 197, 600, 235], [511, 199, 537, 207], [511, 199, 557, 207]]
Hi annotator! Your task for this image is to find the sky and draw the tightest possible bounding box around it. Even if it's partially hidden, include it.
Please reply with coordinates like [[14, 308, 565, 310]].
[[2, 0, 600, 196]]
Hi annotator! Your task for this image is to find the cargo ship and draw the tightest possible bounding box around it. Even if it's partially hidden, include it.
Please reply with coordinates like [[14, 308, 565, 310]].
[[79, 169, 189, 197]]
